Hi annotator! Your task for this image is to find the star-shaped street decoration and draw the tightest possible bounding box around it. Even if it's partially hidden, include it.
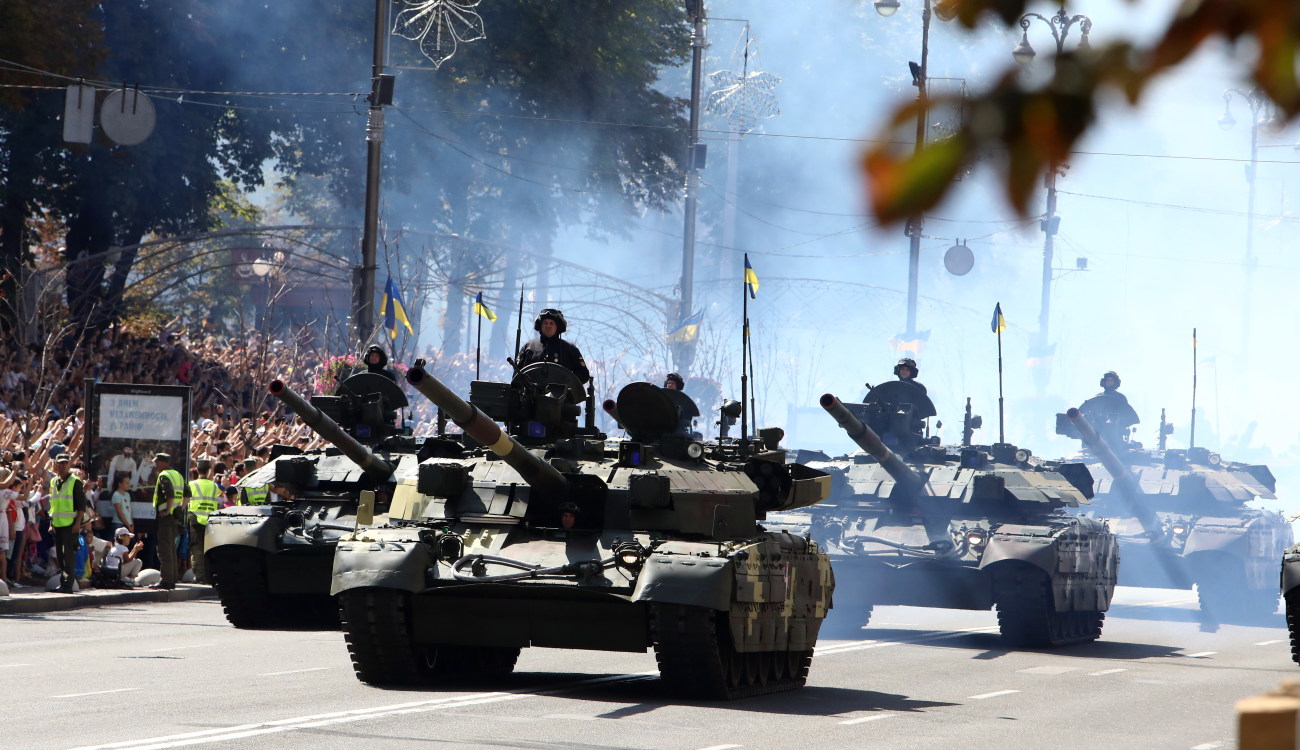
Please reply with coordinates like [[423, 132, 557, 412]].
[[706, 70, 780, 135], [393, 0, 487, 68]]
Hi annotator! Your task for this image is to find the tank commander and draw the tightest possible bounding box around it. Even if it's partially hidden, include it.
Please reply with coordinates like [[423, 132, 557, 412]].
[[516, 309, 590, 383], [558, 502, 580, 530], [664, 372, 684, 391], [893, 358, 926, 394], [362, 345, 398, 382], [1078, 370, 1140, 448]]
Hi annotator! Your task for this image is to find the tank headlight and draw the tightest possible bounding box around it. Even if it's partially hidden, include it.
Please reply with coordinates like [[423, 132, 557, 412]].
[[1170, 523, 1188, 536], [1014, 448, 1031, 463], [686, 441, 704, 460], [1208, 453, 1221, 466], [614, 541, 645, 570], [965, 528, 987, 547]]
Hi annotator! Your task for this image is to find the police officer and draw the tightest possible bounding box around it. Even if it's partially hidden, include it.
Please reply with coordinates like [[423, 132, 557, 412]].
[[664, 373, 685, 391], [152, 453, 189, 590], [363, 345, 398, 382], [48, 453, 86, 593], [187, 458, 221, 585], [516, 309, 590, 382], [894, 358, 927, 394]]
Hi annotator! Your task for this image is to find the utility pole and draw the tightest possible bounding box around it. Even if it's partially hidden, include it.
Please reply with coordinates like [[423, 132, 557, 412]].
[[1219, 87, 1269, 369], [355, 0, 393, 347], [1036, 164, 1062, 353], [675, 0, 707, 373]]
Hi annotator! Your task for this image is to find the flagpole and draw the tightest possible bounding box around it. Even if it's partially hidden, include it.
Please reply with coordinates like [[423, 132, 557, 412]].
[[997, 320, 1005, 444], [476, 296, 483, 380], [748, 315, 756, 434], [1190, 327, 1197, 449], [740, 273, 749, 443]]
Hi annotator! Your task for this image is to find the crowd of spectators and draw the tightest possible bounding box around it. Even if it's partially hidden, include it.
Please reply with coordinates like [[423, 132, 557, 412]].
[[0, 324, 344, 591]]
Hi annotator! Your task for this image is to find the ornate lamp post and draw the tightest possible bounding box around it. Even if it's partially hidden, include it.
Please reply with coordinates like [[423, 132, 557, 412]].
[[1013, 8, 1092, 367], [1219, 87, 1277, 364], [874, 0, 933, 340]]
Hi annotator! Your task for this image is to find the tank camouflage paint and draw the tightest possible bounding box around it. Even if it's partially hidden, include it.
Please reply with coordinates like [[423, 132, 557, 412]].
[[330, 364, 834, 699], [781, 386, 1118, 648], [204, 371, 421, 628], [1058, 408, 1291, 625]]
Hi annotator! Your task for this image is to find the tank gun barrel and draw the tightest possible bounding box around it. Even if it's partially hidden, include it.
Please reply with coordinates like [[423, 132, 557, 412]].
[[601, 398, 621, 426], [821, 393, 927, 499], [406, 367, 568, 494], [268, 380, 395, 480], [1067, 407, 1159, 541]]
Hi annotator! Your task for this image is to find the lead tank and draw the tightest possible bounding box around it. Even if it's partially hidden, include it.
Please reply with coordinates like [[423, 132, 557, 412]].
[[1057, 406, 1290, 621], [205, 371, 424, 628], [330, 363, 834, 699], [805, 384, 1117, 647]]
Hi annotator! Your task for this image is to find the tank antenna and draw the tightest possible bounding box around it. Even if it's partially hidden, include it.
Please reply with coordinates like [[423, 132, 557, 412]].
[[511, 284, 525, 374], [1189, 327, 1197, 449]]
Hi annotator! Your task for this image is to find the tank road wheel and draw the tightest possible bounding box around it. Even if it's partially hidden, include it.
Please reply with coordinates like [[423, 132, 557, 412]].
[[1285, 589, 1300, 666], [339, 587, 436, 686], [994, 566, 1105, 648], [207, 547, 279, 629], [650, 603, 813, 700]]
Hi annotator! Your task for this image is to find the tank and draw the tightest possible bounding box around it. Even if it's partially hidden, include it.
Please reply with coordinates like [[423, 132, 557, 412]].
[[1057, 406, 1291, 622], [797, 385, 1118, 648], [204, 371, 424, 628], [329, 363, 835, 699]]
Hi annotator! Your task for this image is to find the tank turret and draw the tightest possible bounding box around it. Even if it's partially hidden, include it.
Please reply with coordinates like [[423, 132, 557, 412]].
[[329, 370, 835, 699], [269, 379, 396, 481]]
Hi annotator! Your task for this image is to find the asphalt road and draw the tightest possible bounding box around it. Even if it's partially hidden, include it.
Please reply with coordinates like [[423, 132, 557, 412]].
[[4, 587, 1293, 750]]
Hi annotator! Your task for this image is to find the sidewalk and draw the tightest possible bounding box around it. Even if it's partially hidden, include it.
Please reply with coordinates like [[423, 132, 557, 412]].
[[0, 582, 215, 615]]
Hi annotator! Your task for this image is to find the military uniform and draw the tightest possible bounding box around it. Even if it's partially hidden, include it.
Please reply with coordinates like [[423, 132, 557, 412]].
[[152, 457, 188, 589], [517, 336, 589, 382]]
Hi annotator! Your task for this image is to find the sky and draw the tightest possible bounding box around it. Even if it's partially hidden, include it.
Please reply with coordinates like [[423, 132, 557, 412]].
[[484, 0, 1300, 490]]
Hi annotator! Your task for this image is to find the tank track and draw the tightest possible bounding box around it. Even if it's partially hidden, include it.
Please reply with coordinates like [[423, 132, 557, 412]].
[[994, 565, 1104, 648], [340, 587, 520, 686], [650, 603, 812, 700], [207, 547, 338, 629], [823, 600, 874, 638], [207, 547, 281, 629], [1196, 570, 1280, 623], [1286, 589, 1300, 666]]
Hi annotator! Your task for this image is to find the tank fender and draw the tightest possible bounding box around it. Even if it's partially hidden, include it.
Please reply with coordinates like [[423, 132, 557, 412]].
[[331, 538, 430, 595], [204, 508, 283, 555], [1182, 518, 1251, 557], [1281, 546, 1300, 595], [982, 523, 1118, 612], [632, 554, 733, 611]]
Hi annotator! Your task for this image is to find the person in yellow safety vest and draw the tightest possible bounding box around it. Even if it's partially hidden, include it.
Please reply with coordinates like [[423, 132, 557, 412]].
[[240, 457, 268, 505], [151, 453, 189, 590], [187, 458, 220, 585], [48, 453, 87, 593]]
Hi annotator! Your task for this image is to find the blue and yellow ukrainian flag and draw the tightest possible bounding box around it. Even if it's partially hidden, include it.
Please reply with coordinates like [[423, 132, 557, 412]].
[[474, 291, 497, 322], [380, 277, 414, 339], [667, 309, 704, 343], [991, 302, 1006, 334], [744, 253, 759, 299]]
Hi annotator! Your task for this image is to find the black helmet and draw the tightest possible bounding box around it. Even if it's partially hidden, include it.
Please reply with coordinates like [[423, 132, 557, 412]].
[[533, 308, 567, 334], [894, 358, 919, 377], [664, 372, 685, 390], [364, 345, 389, 370], [1100, 370, 1120, 388]]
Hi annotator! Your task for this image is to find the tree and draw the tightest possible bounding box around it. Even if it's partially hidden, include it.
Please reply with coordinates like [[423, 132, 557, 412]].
[[864, 0, 1300, 222]]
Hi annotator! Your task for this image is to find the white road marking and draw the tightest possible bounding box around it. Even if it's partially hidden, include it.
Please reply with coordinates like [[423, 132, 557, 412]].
[[1088, 669, 1127, 676], [968, 690, 1019, 700], [544, 713, 596, 721], [70, 672, 659, 750], [257, 667, 331, 676], [1255, 640, 1283, 646], [52, 687, 140, 699], [1184, 651, 1217, 659], [1190, 742, 1224, 749], [695, 746, 742, 750], [150, 644, 213, 652], [840, 713, 893, 725], [1017, 666, 1079, 675], [0, 663, 32, 668], [818, 626, 999, 655]]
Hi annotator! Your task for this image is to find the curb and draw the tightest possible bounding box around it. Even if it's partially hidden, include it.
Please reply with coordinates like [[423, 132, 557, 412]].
[[0, 585, 216, 615]]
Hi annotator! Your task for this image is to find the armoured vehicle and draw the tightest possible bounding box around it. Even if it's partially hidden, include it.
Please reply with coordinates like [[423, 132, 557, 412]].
[[1057, 405, 1290, 621], [205, 371, 418, 628], [330, 363, 834, 699], [806, 385, 1118, 647]]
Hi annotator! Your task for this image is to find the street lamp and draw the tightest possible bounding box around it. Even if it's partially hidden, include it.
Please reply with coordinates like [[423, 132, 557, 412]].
[[875, 0, 934, 341], [1220, 87, 1274, 366], [1013, 7, 1093, 382]]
